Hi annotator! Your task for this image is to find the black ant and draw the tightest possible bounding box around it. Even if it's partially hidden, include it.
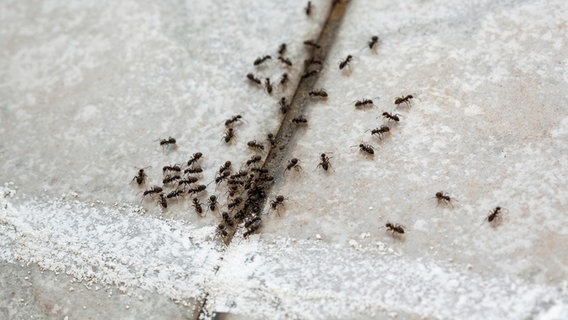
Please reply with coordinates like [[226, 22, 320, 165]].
[[159, 137, 176, 149], [243, 219, 261, 238], [246, 155, 262, 167], [279, 97, 289, 114], [247, 73, 262, 85], [223, 128, 235, 144], [485, 206, 504, 226], [187, 152, 203, 166], [301, 70, 319, 79], [188, 184, 207, 194], [267, 133, 276, 147], [286, 158, 302, 171], [394, 95, 413, 107], [265, 78, 273, 94], [215, 171, 231, 185], [222, 212, 234, 227], [305, 1, 312, 16], [142, 186, 163, 198], [354, 99, 373, 109], [184, 167, 203, 175], [251, 168, 269, 174], [309, 89, 328, 99], [382, 112, 400, 123], [435, 191, 454, 207], [303, 40, 321, 49], [178, 176, 199, 188], [253, 55, 272, 66], [270, 195, 286, 211], [207, 195, 218, 212], [317, 153, 332, 172], [157, 193, 168, 209], [278, 56, 292, 67], [280, 73, 289, 86], [245, 216, 261, 229], [292, 116, 308, 124], [163, 164, 181, 174], [368, 36, 379, 50], [163, 174, 181, 185], [339, 55, 352, 70], [230, 170, 249, 180], [278, 43, 287, 56], [247, 140, 265, 150], [228, 198, 243, 210], [132, 168, 148, 185], [192, 198, 203, 215], [385, 222, 405, 238], [357, 144, 375, 155], [227, 179, 244, 186], [225, 115, 243, 127], [219, 161, 232, 174], [216, 224, 228, 237], [368, 125, 390, 139], [166, 189, 184, 199]]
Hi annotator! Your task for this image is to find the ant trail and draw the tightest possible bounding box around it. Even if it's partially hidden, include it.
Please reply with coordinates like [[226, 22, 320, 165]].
[[196, 2, 351, 318]]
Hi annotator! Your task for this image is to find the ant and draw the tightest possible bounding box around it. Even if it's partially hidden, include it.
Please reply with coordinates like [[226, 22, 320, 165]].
[[279, 97, 289, 114], [222, 212, 234, 227], [230, 170, 249, 180], [166, 189, 184, 199], [317, 153, 332, 172], [243, 219, 261, 238], [163, 174, 181, 185], [188, 184, 207, 194], [265, 78, 273, 94], [394, 95, 413, 107], [270, 195, 286, 213], [207, 195, 218, 212], [223, 128, 235, 144], [304, 57, 322, 67], [245, 216, 261, 229], [215, 171, 231, 185], [247, 140, 265, 150], [368, 125, 390, 139], [435, 191, 454, 208], [354, 99, 373, 109], [228, 197, 243, 210], [246, 155, 262, 166], [247, 73, 262, 85], [303, 40, 321, 49], [132, 168, 148, 185], [225, 115, 243, 127], [159, 137, 176, 149], [368, 36, 379, 50], [485, 206, 504, 226], [286, 158, 302, 171], [179, 177, 199, 188], [305, 1, 312, 16], [267, 133, 276, 147], [192, 198, 203, 215], [219, 161, 232, 174], [278, 56, 292, 67], [301, 70, 319, 79], [184, 167, 203, 175], [142, 186, 163, 198], [187, 152, 203, 166], [251, 168, 269, 174], [278, 43, 287, 56], [216, 224, 228, 237], [382, 112, 400, 123], [280, 73, 289, 86], [253, 55, 272, 66], [157, 193, 168, 209], [339, 55, 353, 70], [356, 144, 375, 155], [163, 164, 181, 174], [385, 222, 405, 238], [309, 89, 328, 99], [292, 116, 308, 124]]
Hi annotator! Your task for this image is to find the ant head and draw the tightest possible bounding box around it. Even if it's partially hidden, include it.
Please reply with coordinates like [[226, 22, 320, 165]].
[[435, 192, 443, 197], [210, 195, 217, 201]]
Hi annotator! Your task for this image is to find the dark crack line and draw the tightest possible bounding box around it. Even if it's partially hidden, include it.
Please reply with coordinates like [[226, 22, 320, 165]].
[[196, 1, 350, 318]]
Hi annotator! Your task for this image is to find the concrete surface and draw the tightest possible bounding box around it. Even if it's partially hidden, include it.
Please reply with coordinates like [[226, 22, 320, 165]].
[[1, 0, 568, 319]]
